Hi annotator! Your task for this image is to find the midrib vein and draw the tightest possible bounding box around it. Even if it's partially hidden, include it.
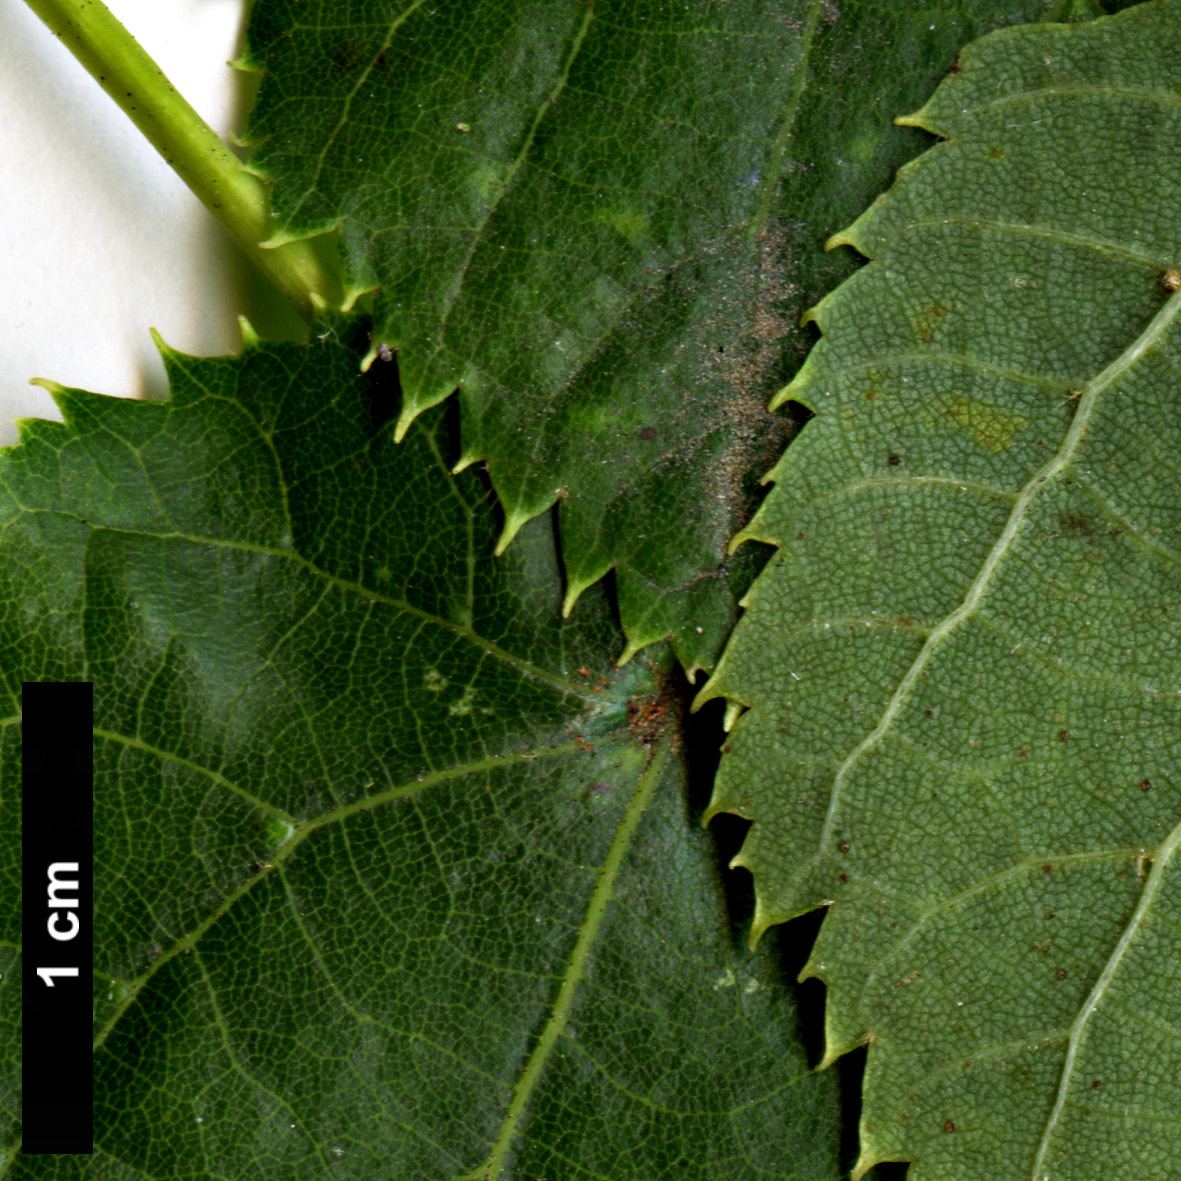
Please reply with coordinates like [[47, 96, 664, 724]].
[[457, 735, 672, 1181], [1030, 812, 1181, 1181], [818, 284, 1181, 852]]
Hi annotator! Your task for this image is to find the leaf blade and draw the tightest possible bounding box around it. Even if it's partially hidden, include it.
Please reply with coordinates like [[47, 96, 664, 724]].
[[0, 320, 840, 1179], [240, 0, 1086, 670], [703, 4, 1181, 1177]]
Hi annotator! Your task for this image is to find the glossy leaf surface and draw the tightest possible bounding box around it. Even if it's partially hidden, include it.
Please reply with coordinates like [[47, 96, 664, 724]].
[[0, 322, 840, 1178], [702, 4, 1181, 1178]]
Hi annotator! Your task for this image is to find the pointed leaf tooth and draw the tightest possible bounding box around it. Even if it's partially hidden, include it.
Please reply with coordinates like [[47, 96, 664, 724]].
[[237, 315, 262, 349], [493, 505, 537, 558]]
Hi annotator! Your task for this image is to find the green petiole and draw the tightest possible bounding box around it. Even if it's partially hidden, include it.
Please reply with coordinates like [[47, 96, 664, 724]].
[[23, 0, 340, 321]]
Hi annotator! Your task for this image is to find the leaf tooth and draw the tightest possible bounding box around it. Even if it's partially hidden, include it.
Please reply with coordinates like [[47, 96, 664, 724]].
[[148, 326, 172, 359], [894, 107, 933, 133], [392, 403, 418, 444], [226, 47, 264, 76], [822, 189, 893, 256], [689, 645, 750, 713], [493, 505, 536, 557], [746, 876, 776, 951], [851, 1144, 889, 1181], [723, 700, 746, 731], [729, 514, 778, 556], [561, 564, 607, 618], [26, 377, 66, 402], [616, 635, 645, 668], [237, 315, 262, 349], [769, 352, 826, 414]]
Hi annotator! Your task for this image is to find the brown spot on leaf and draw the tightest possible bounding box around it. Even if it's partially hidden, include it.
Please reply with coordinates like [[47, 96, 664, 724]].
[[1058, 514, 1095, 538], [626, 673, 681, 749]]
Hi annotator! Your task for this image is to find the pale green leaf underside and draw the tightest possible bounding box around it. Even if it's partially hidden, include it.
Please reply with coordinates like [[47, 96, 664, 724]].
[[0, 322, 839, 1178], [702, 4, 1181, 1179]]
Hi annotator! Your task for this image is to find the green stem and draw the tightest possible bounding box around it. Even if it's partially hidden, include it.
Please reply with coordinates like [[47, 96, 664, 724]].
[[24, 0, 338, 321]]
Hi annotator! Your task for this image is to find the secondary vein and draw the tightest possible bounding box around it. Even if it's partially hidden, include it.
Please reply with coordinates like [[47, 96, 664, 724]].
[[818, 284, 1181, 852], [1029, 811, 1181, 1181]]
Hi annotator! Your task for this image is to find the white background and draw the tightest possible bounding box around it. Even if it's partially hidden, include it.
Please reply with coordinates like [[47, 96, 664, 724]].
[[0, 0, 264, 448]]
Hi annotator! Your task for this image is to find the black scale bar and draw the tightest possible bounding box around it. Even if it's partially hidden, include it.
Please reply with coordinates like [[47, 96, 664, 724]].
[[21, 682, 93, 1154]]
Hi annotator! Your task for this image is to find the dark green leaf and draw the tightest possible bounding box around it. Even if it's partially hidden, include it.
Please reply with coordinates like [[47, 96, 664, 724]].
[[0, 320, 839, 1178], [240, 0, 1084, 671]]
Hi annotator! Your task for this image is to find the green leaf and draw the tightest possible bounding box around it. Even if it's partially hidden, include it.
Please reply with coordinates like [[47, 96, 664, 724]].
[[238, 0, 1081, 672], [701, 3, 1181, 1178], [0, 319, 840, 1178]]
